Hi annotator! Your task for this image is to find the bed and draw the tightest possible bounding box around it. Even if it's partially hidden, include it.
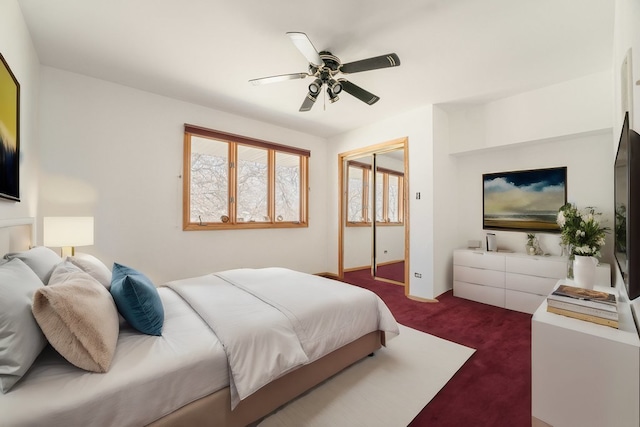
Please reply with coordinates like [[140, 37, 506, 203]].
[[0, 218, 399, 426]]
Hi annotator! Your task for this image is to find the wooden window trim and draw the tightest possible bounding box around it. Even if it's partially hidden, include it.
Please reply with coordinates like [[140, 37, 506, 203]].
[[183, 125, 309, 230], [185, 124, 310, 158]]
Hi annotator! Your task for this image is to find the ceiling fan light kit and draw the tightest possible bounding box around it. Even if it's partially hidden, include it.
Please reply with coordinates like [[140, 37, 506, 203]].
[[308, 78, 323, 95], [250, 32, 400, 112]]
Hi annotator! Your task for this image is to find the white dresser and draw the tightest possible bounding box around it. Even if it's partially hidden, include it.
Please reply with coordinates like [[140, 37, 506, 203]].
[[453, 249, 611, 314]]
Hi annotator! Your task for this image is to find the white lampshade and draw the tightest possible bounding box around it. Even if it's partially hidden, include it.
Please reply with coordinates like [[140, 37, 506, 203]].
[[44, 217, 94, 255]]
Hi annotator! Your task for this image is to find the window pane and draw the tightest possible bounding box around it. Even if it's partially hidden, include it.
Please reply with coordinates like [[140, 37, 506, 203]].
[[388, 175, 399, 222], [275, 152, 300, 222], [237, 144, 268, 222], [348, 166, 364, 222], [190, 136, 228, 223]]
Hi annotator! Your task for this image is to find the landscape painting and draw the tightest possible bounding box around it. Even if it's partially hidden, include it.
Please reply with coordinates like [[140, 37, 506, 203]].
[[0, 52, 20, 201], [483, 167, 567, 232]]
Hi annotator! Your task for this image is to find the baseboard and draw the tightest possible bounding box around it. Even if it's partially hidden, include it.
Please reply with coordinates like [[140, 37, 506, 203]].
[[315, 272, 339, 279], [344, 265, 371, 273], [344, 260, 404, 273], [407, 294, 439, 303], [532, 416, 553, 427], [377, 259, 404, 267]]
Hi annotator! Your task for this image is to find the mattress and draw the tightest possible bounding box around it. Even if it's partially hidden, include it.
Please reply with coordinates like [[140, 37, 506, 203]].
[[0, 287, 228, 427]]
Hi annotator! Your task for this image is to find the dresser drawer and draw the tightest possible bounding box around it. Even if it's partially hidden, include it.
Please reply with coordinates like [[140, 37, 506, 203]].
[[454, 281, 505, 308], [454, 250, 505, 271], [506, 256, 566, 279], [454, 265, 505, 288], [506, 272, 558, 296], [505, 289, 546, 314]]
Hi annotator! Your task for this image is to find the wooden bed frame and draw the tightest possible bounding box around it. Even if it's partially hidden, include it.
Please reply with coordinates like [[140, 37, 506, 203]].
[[0, 218, 385, 427], [149, 330, 384, 427]]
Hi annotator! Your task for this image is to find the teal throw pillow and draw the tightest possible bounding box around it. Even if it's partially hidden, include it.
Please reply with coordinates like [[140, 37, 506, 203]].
[[110, 263, 164, 336]]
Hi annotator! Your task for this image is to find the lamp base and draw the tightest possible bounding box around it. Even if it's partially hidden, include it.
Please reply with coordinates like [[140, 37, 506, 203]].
[[60, 246, 75, 257]]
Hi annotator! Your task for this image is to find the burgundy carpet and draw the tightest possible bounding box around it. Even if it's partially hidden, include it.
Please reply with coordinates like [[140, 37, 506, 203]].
[[375, 261, 405, 283], [342, 270, 532, 427]]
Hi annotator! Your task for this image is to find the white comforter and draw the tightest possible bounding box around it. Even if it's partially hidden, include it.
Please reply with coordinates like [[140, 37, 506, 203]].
[[165, 267, 399, 408]]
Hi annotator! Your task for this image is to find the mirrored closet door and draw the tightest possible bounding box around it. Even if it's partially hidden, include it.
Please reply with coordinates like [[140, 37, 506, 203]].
[[339, 138, 408, 288]]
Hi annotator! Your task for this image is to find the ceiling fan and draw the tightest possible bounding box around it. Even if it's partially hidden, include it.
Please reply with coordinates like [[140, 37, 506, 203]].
[[249, 32, 401, 112]]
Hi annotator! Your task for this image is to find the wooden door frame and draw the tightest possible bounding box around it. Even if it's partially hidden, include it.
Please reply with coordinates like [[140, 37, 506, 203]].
[[338, 137, 410, 296]]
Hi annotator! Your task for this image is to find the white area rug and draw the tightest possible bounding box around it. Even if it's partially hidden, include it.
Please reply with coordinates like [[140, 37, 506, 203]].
[[259, 324, 475, 427]]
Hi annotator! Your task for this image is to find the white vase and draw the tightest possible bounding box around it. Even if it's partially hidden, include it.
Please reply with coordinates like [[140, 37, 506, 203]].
[[573, 255, 598, 289]]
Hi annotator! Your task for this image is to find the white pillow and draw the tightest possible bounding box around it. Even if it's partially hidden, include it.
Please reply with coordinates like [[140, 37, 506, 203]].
[[0, 258, 48, 393], [4, 246, 63, 284], [68, 253, 112, 290], [32, 262, 119, 372]]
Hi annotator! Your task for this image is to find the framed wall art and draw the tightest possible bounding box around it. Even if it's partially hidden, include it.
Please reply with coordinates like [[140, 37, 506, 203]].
[[0, 52, 20, 201], [483, 166, 567, 232]]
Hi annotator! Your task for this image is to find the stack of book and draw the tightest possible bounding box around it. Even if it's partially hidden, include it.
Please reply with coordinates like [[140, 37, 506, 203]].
[[546, 284, 618, 328]]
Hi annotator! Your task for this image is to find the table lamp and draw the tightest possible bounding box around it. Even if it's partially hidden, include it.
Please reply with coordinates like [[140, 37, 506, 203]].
[[43, 217, 94, 257]]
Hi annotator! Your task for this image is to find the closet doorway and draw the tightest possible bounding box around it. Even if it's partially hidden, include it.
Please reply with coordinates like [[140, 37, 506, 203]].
[[338, 137, 409, 293]]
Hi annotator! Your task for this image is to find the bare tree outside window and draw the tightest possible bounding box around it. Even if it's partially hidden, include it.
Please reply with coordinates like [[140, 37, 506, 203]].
[[375, 172, 384, 222], [275, 152, 301, 222], [388, 174, 399, 222], [348, 166, 365, 222], [237, 145, 268, 222], [190, 137, 228, 223]]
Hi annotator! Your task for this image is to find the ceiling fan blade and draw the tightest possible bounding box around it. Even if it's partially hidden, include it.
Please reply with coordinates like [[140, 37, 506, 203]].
[[299, 92, 317, 112], [286, 32, 323, 66], [339, 79, 380, 105], [249, 73, 308, 86], [340, 53, 400, 74]]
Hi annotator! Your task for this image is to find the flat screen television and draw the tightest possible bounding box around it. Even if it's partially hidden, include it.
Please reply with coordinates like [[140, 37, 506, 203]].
[[614, 112, 640, 300]]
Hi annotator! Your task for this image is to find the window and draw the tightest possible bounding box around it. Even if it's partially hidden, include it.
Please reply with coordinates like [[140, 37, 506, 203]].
[[346, 161, 404, 226], [183, 125, 309, 230]]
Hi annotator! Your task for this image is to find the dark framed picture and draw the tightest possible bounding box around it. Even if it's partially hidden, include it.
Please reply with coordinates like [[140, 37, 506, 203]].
[[0, 52, 20, 202], [483, 166, 567, 232]]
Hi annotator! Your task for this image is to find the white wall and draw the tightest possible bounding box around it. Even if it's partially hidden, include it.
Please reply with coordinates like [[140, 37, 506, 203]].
[[614, 0, 640, 132], [449, 71, 612, 153], [327, 105, 435, 299], [343, 226, 371, 269], [432, 105, 459, 298], [37, 67, 329, 284], [375, 225, 405, 264], [343, 225, 405, 270], [0, 0, 41, 221]]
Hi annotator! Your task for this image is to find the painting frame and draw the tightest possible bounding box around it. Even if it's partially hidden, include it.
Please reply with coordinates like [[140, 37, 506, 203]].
[[483, 166, 567, 233], [0, 51, 20, 202]]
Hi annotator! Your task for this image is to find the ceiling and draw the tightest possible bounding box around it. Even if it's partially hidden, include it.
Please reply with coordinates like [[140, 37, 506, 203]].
[[17, 0, 614, 139]]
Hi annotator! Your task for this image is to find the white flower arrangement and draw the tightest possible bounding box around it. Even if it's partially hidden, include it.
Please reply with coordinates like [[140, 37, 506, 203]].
[[557, 203, 609, 257]]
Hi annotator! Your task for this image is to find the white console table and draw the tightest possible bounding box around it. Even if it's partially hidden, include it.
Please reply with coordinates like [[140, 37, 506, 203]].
[[453, 249, 610, 314], [532, 281, 640, 427]]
